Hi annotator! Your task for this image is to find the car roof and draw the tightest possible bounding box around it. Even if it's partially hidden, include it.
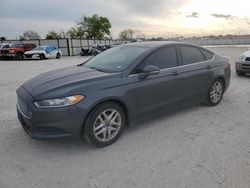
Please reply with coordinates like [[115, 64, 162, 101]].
[[124, 41, 200, 49]]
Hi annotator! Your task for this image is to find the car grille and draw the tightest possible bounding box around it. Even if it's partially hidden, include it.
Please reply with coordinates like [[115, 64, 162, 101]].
[[17, 97, 32, 118], [245, 57, 250, 61], [25, 54, 33, 58], [242, 63, 250, 70], [1, 50, 9, 54]]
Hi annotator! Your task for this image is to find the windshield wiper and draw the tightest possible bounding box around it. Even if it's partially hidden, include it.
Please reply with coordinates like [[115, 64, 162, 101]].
[[88, 66, 106, 73]]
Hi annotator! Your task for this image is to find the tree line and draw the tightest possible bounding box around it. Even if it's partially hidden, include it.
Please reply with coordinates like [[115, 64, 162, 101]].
[[0, 14, 145, 41]]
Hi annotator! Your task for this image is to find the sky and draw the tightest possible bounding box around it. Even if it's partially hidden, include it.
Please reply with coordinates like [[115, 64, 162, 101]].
[[1, 0, 250, 39]]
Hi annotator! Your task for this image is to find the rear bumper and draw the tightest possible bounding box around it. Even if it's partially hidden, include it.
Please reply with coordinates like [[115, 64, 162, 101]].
[[235, 62, 250, 73]]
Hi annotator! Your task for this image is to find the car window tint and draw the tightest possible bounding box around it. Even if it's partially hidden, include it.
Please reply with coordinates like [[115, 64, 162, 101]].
[[200, 48, 214, 60], [180, 45, 205, 65], [144, 46, 178, 69]]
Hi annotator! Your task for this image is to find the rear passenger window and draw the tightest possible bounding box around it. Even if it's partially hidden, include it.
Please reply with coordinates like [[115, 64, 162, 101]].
[[200, 48, 214, 60], [180, 45, 205, 65], [144, 46, 178, 69]]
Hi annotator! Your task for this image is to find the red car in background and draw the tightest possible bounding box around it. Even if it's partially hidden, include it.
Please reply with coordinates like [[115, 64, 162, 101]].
[[0, 43, 36, 60]]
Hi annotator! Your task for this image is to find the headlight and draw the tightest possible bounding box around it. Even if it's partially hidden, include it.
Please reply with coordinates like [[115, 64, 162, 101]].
[[238, 55, 245, 61], [10, 49, 15, 53], [34, 95, 85, 108]]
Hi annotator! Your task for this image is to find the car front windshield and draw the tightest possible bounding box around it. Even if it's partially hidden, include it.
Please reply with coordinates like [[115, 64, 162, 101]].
[[33, 46, 45, 51], [82, 45, 149, 72]]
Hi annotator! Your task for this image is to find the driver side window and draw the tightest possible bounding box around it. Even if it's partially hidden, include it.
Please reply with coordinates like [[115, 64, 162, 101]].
[[144, 46, 178, 70]]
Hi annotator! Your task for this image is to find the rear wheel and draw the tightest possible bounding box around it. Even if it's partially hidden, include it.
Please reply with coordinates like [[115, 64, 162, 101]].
[[16, 53, 23, 60], [236, 71, 246, 76], [84, 102, 125, 147], [39, 53, 45, 60], [206, 79, 224, 106], [56, 53, 61, 59]]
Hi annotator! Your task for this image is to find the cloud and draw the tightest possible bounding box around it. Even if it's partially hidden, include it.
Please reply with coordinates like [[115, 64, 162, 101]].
[[186, 12, 199, 18], [211, 13, 236, 20]]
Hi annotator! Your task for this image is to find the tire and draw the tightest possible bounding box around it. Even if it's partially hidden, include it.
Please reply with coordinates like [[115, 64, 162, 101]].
[[56, 53, 61, 59], [236, 71, 246, 76], [84, 102, 126, 147], [16, 53, 23, 60], [205, 79, 224, 106], [39, 53, 45, 60]]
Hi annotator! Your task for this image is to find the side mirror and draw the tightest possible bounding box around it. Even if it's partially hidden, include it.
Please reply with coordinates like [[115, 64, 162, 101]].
[[141, 65, 160, 75]]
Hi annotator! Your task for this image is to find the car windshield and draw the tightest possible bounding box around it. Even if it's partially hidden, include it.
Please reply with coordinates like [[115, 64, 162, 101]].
[[10, 43, 23, 48], [82, 45, 149, 72], [33, 46, 45, 50]]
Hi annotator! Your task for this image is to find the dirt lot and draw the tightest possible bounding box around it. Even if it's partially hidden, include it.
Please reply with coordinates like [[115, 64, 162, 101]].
[[0, 47, 250, 188]]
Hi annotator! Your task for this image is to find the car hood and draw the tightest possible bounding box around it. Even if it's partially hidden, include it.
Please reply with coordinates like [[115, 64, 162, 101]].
[[21, 66, 119, 99], [241, 50, 250, 57], [25, 50, 44, 54]]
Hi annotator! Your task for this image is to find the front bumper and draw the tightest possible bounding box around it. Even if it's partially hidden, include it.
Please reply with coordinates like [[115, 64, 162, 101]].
[[0, 53, 17, 58], [235, 61, 250, 73], [24, 54, 40, 59], [16, 87, 86, 139]]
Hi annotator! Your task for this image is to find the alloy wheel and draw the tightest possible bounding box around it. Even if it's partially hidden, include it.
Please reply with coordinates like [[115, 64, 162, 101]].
[[210, 81, 223, 104], [93, 109, 121, 142]]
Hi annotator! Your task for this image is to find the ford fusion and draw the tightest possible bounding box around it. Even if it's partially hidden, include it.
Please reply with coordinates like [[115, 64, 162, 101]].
[[16, 42, 231, 147]]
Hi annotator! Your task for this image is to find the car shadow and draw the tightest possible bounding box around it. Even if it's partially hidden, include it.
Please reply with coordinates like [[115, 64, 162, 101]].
[[8, 101, 205, 154], [125, 101, 203, 134]]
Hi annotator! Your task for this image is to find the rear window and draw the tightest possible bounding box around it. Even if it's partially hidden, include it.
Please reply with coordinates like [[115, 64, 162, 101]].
[[200, 48, 214, 60], [180, 45, 205, 65]]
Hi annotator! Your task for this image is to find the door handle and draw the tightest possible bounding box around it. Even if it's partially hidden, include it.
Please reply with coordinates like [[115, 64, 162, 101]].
[[206, 65, 211, 69], [172, 71, 179, 76]]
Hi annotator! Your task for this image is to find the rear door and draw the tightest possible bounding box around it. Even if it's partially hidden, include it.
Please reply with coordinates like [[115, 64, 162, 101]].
[[178, 45, 214, 101], [132, 45, 184, 114], [51, 46, 58, 58]]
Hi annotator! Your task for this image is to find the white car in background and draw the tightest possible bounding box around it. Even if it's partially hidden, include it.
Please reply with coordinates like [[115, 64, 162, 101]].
[[24, 45, 62, 60], [0, 43, 11, 49]]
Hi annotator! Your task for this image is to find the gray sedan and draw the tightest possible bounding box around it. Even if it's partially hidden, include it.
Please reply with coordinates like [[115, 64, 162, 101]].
[[16, 42, 231, 147]]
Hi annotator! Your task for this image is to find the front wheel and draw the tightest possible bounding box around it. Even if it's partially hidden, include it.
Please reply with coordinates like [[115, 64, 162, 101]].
[[16, 53, 23, 60], [56, 53, 61, 59], [205, 79, 224, 106], [39, 53, 45, 60], [84, 103, 126, 147]]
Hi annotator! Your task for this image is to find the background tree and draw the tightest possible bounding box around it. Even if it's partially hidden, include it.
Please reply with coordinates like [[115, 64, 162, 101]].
[[0, 36, 6, 41], [119, 29, 145, 40], [81, 14, 111, 39], [46, 31, 60, 39], [21, 30, 41, 40], [69, 14, 111, 39], [67, 27, 85, 39], [45, 30, 66, 39]]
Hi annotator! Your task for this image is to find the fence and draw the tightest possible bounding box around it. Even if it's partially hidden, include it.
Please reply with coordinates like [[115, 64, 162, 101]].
[[167, 38, 250, 46], [3, 39, 125, 56], [3, 38, 250, 56]]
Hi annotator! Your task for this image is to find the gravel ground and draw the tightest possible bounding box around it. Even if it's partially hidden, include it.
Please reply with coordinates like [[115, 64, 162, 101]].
[[0, 47, 250, 188]]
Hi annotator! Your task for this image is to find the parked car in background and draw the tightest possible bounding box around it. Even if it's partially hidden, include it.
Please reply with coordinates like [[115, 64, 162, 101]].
[[0, 43, 11, 49], [80, 44, 111, 56], [24, 45, 62, 60], [0, 43, 36, 60], [235, 50, 250, 76], [16, 42, 231, 147]]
